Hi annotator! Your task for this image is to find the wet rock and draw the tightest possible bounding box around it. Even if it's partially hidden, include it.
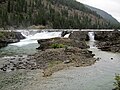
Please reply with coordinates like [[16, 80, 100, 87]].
[[61, 31, 71, 37], [96, 57, 100, 61], [111, 58, 113, 60]]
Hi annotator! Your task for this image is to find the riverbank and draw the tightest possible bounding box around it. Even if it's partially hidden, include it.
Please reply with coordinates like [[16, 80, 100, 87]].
[[0, 31, 25, 48]]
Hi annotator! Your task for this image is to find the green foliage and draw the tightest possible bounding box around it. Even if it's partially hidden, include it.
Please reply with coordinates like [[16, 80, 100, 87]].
[[0, 0, 119, 29], [51, 44, 65, 49], [0, 32, 4, 38], [114, 74, 120, 90]]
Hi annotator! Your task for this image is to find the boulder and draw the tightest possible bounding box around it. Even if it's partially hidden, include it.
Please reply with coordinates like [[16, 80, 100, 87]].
[[61, 31, 71, 37]]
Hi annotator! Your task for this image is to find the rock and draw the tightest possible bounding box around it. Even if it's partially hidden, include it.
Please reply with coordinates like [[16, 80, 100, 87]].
[[0, 31, 25, 48], [0, 47, 96, 76], [95, 31, 120, 52], [69, 31, 89, 41], [64, 60, 71, 64], [96, 57, 100, 61], [37, 37, 89, 50], [61, 31, 71, 37], [111, 58, 113, 60]]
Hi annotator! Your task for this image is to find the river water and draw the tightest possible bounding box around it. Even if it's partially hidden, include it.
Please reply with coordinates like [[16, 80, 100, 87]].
[[0, 31, 62, 57], [0, 30, 120, 90]]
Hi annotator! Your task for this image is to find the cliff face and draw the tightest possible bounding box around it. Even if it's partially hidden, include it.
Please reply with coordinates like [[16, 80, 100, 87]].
[[0, 0, 117, 29]]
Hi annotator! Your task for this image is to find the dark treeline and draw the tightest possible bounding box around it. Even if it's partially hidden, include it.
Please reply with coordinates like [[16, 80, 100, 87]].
[[0, 0, 119, 29]]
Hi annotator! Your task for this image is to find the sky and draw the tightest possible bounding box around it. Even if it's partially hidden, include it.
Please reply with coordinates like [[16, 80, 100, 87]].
[[76, 0, 120, 22]]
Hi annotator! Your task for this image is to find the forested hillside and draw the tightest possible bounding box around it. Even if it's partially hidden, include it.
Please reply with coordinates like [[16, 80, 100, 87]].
[[0, 0, 119, 29], [85, 5, 120, 25]]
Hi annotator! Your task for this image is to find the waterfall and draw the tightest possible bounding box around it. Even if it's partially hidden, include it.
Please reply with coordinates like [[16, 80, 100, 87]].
[[64, 33, 70, 38], [88, 32, 96, 48], [10, 31, 62, 47], [88, 32, 95, 41]]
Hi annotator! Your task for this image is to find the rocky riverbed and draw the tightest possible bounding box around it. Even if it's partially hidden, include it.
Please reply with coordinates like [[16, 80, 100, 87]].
[[0, 47, 96, 76], [0, 31, 96, 77]]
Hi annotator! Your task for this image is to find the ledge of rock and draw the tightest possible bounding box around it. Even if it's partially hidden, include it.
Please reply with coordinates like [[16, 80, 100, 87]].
[[0, 31, 25, 48], [37, 37, 89, 50], [95, 30, 120, 52], [69, 31, 89, 41]]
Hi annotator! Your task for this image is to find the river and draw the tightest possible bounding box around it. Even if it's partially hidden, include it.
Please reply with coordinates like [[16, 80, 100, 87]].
[[0, 30, 120, 90], [0, 31, 62, 57], [42, 32, 120, 90]]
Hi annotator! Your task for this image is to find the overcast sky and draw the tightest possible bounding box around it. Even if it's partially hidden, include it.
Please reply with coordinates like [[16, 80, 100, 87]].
[[76, 0, 120, 22]]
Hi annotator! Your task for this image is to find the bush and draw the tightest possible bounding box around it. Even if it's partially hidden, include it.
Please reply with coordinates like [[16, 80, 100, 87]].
[[0, 32, 4, 38], [51, 44, 65, 49], [113, 74, 120, 90]]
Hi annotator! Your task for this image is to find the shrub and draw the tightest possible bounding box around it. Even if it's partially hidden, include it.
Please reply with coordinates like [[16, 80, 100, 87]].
[[113, 74, 120, 90], [0, 32, 4, 38], [51, 43, 65, 49]]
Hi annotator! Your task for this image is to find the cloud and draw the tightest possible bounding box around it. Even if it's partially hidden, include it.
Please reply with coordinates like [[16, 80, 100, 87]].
[[76, 0, 120, 22]]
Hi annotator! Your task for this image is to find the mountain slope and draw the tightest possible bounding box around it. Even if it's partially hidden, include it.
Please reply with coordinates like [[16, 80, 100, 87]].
[[0, 0, 118, 29], [85, 5, 119, 25]]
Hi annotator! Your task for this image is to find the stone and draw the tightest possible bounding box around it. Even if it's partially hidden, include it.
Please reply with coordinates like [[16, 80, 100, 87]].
[[61, 31, 71, 37], [0, 31, 25, 48], [64, 60, 71, 64], [111, 58, 113, 60], [95, 31, 120, 53]]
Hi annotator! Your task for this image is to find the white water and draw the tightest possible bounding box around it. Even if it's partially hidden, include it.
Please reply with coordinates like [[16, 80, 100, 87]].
[[64, 33, 70, 38], [88, 32, 95, 41], [10, 31, 62, 47], [0, 31, 63, 56]]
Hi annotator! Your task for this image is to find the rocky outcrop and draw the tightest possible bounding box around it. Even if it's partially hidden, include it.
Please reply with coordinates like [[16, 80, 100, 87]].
[[95, 30, 120, 52], [37, 37, 89, 50], [0, 31, 25, 48], [37, 31, 90, 50], [69, 31, 89, 41]]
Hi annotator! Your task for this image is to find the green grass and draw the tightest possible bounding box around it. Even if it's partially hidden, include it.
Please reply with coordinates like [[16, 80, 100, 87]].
[[0, 32, 4, 38], [51, 43, 65, 49]]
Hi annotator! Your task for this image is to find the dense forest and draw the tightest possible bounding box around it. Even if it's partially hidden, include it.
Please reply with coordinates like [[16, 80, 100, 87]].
[[0, 0, 120, 29]]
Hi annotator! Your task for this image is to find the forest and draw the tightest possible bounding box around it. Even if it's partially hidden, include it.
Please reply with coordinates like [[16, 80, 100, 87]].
[[0, 0, 119, 29]]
